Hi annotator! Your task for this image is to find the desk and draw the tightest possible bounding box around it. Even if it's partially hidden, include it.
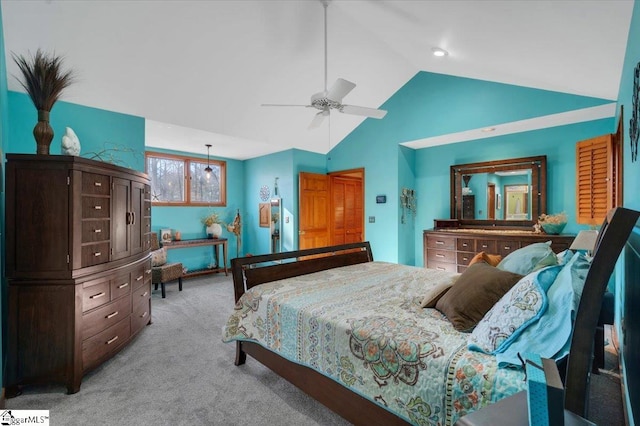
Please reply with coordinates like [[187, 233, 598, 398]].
[[162, 238, 228, 278]]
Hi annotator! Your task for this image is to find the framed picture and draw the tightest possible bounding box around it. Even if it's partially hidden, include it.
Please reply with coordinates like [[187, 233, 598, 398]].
[[259, 203, 271, 227], [160, 229, 173, 243]]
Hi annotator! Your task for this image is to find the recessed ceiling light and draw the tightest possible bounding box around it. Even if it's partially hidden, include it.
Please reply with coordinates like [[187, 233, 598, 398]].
[[481, 127, 496, 132], [431, 47, 448, 57]]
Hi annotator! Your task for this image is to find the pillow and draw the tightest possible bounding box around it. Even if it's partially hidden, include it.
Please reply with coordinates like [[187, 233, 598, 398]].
[[496, 242, 558, 276], [468, 251, 502, 267], [151, 247, 167, 266], [435, 262, 523, 332], [420, 281, 454, 308], [468, 265, 562, 354], [495, 252, 591, 367]]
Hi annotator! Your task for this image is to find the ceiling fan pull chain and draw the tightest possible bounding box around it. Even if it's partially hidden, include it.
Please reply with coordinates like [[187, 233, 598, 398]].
[[323, 0, 328, 93]]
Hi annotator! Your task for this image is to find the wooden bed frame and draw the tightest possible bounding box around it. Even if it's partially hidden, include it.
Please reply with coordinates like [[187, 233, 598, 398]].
[[230, 208, 640, 425]]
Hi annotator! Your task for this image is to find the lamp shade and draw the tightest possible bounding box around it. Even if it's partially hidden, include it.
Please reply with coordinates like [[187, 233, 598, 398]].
[[570, 230, 598, 252]]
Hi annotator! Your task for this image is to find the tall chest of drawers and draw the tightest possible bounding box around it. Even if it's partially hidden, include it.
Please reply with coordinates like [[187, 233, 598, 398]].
[[423, 229, 574, 273], [5, 154, 152, 394]]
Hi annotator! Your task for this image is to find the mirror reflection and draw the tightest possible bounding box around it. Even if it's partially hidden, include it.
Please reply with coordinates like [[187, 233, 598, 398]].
[[270, 198, 282, 253], [451, 156, 546, 226]]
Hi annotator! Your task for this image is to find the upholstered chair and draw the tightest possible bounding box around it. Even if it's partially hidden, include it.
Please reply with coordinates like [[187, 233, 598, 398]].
[[150, 233, 183, 298]]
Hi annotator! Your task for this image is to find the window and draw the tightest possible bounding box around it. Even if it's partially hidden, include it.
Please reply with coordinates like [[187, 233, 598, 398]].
[[146, 152, 226, 206]]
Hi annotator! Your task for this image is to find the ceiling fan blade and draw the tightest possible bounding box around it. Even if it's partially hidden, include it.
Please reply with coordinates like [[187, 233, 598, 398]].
[[326, 78, 356, 102], [309, 110, 329, 129], [261, 103, 312, 107], [340, 105, 387, 119]]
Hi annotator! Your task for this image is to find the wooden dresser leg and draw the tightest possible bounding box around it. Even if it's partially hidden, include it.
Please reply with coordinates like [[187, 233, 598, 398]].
[[235, 341, 247, 366]]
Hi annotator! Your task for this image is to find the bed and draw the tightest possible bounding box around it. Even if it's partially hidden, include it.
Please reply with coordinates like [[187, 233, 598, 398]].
[[223, 207, 640, 425]]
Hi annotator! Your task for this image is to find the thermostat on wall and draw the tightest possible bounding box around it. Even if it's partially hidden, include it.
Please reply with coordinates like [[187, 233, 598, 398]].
[[376, 195, 386, 204]]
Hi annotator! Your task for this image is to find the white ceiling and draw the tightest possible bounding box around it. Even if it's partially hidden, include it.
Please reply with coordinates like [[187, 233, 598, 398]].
[[2, 0, 634, 160]]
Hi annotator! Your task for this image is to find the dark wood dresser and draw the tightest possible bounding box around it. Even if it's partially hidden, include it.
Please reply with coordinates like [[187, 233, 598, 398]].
[[5, 154, 152, 394], [423, 229, 574, 273]]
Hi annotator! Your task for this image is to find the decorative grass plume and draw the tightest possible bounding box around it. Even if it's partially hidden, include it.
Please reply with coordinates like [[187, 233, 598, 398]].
[[12, 49, 75, 111]]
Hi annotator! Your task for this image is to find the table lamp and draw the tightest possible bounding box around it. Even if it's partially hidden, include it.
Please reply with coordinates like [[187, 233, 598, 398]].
[[570, 230, 599, 256]]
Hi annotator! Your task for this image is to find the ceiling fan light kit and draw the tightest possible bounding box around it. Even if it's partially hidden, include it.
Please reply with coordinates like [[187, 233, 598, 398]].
[[262, 0, 387, 129]]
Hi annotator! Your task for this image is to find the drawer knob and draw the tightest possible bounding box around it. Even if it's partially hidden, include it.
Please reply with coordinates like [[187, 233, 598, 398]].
[[94, 228, 102, 233], [106, 336, 119, 345], [94, 205, 102, 210], [118, 282, 129, 289], [94, 182, 102, 187], [94, 252, 102, 257], [90, 292, 106, 299], [106, 311, 119, 319]]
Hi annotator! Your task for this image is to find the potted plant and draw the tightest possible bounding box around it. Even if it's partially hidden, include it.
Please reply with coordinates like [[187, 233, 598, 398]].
[[202, 212, 223, 239], [12, 49, 75, 155]]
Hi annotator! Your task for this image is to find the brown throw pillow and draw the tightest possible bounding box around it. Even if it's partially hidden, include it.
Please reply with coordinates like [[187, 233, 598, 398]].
[[435, 262, 523, 331], [468, 251, 502, 267], [420, 281, 455, 308]]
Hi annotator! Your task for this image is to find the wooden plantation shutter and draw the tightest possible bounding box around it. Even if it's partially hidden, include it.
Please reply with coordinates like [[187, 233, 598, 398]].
[[576, 135, 615, 225]]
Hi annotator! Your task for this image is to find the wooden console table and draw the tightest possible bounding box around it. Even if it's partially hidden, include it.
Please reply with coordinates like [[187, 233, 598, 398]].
[[162, 238, 228, 278]]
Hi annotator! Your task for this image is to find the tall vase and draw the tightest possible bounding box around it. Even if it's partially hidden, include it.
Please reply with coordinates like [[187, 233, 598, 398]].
[[33, 110, 54, 155]]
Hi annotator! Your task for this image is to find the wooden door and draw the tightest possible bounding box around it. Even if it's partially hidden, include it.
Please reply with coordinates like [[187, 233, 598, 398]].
[[298, 172, 331, 250], [112, 177, 131, 260], [487, 184, 496, 219], [331, 176, 363, 244]]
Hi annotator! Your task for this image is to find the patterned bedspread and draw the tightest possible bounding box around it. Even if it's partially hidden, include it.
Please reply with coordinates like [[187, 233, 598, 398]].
[[222, 261, 526, 425]]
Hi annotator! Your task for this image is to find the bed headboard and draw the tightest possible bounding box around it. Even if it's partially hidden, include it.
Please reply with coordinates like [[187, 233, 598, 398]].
[[564, 207, 640, 418], [623, 225, 640, 425], [230, 241, 374, 302]]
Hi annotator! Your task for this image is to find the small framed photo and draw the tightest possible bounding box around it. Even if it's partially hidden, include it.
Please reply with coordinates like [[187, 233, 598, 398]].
[[160, 229, 173, 243]]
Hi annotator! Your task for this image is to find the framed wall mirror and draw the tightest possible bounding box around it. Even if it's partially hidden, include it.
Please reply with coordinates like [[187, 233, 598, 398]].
[[450, 155, 546, 228]]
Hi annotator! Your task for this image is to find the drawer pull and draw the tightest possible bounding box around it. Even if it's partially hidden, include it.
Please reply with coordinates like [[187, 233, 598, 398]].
[[90, 292, 106, 299], [106, 311, 119, 319], [435, 254, 445, 258], [481, 244, 488, 248], [94, 252, 102, 257], [145, 269, 152, 274], [504, 246, 511, 250], [463, 257, 468, 261], [436, 241, 445, 245], [106, 336, 119, 345], [94, 228, 102, 233], [462, 243, 468, 247], [94, 205, 102, 210], [94, 182, 102, 187], [118, 282, 129, 289], [436, 267, 446, 271], [136, 275, 143, 281], [141, 311, 148, 318], [142, 291, 149, 297]]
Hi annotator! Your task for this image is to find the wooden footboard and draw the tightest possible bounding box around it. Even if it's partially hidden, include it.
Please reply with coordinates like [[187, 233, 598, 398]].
[[236, 340, 410, 426]]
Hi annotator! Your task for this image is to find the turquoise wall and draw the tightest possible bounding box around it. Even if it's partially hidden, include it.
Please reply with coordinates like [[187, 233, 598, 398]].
[[329, 70, 613, 265], [148, 147, 244, 270], [243, 148, 326, 256], [0, 1, 7, 394], [615, 1, 640, 423], [8, 92, 145, 171]]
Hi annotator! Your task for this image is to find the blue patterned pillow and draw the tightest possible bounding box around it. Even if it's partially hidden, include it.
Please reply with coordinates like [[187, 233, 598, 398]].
[[468, 265, 562, 354]]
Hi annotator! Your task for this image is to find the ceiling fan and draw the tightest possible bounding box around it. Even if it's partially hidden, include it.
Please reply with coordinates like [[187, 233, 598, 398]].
[[261, 0, 387, 129]]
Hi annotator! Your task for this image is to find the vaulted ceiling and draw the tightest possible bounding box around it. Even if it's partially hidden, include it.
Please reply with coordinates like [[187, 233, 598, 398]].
[[2, 0, 634, 160]]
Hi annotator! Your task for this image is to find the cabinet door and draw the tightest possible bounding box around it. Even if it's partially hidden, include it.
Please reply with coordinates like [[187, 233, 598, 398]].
[[112, 178, 131, 261], [130, 181, 146, 255]]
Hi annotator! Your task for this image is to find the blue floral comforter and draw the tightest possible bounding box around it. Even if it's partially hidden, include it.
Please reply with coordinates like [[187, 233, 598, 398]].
[[222, 261, 525, 425]]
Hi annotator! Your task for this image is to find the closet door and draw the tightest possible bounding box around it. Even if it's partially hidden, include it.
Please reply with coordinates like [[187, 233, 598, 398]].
[[331, 176, 363, 245]]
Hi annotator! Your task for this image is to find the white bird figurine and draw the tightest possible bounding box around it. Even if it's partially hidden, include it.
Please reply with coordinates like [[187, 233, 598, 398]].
[[61, 127, 81, 156]]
